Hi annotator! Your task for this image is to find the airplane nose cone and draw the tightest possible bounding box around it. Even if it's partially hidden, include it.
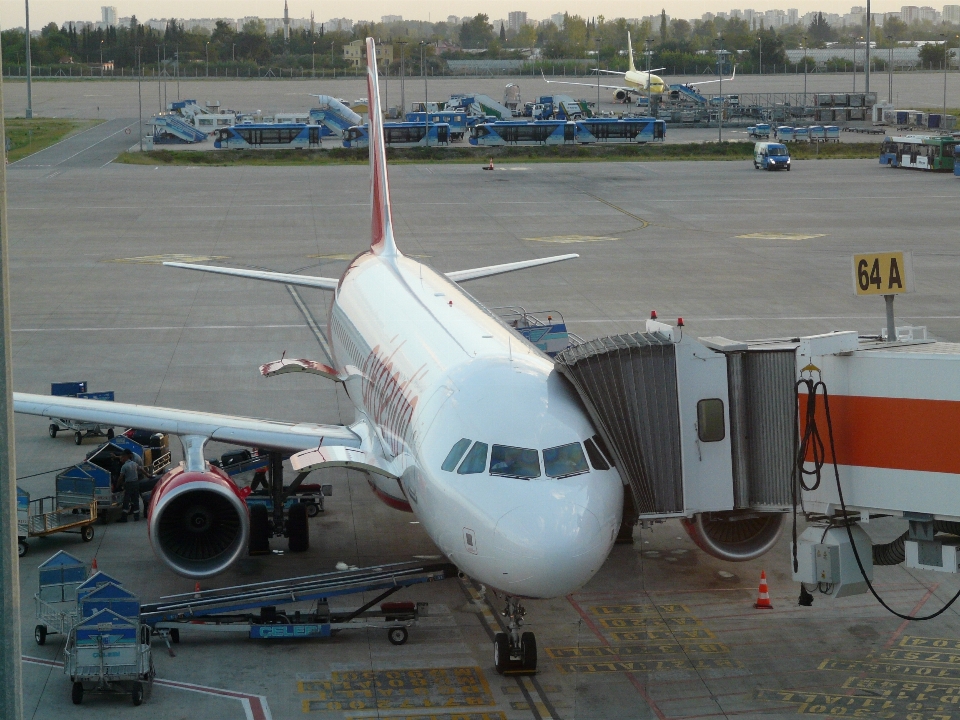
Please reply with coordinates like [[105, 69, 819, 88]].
[[492, 480, 621, 597]]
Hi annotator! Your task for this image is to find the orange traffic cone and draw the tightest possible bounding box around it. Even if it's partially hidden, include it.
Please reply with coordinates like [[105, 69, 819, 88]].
[[194, 581, 201, 599], [754, 570, 773, 609], [91, 557, 98, 572], [483, 157, 494, 170]]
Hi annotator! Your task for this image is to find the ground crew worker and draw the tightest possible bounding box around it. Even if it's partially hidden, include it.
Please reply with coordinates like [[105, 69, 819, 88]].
[[118, 449, 142, 522]]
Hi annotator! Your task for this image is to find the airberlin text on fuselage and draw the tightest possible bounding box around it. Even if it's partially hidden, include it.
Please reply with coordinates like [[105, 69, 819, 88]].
[[360, 344, 423, 458]]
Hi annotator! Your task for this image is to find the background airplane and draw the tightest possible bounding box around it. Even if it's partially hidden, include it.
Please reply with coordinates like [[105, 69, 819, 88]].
[[544, 31, 736, 102], [13, 38, 623, 674]]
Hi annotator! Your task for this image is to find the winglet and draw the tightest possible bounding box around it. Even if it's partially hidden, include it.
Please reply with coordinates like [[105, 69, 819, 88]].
[[627, 31, 636, 73], [365, 38, 399, 258]]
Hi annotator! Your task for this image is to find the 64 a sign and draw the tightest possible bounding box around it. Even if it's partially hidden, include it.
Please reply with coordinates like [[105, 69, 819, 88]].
[[852, 252, 915, 296]]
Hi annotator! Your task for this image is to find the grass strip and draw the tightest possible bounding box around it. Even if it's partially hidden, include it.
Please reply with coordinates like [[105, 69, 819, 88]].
[[117, 141, 882, 167], [4, 118, 104, 162]]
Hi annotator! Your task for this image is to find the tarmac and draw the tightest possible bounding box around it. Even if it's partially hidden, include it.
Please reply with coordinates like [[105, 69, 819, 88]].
[[9, 129, 960, 719]]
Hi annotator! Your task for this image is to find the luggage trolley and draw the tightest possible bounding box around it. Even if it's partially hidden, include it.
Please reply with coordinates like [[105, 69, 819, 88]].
[[46, 382, 116, 445], [18, 489, 97, 556], [33, 551, 87, 646], [65, 578, 153, 706]]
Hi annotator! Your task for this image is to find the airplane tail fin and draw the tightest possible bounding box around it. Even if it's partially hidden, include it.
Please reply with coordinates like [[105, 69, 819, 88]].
[[627, 31, 637, 73], [365, 38, 399, 258]]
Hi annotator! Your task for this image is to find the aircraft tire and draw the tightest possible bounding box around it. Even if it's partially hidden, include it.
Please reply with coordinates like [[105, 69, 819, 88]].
[[288, 503, 309, 552], [494, 633, 510, 675], [249, 505, 270, 554], [521, 632, 537, 671]]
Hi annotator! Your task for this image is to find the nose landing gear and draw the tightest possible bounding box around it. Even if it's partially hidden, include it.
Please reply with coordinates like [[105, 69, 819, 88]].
[[493, 596, 537, 674]]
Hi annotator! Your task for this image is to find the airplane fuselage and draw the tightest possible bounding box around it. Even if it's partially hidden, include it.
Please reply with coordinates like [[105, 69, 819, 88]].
[[329, 251, 624, 598], [624, 70, 667, 95]]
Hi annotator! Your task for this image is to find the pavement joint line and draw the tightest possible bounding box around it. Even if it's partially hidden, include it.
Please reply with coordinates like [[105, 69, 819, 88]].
[[5, 120, 111, 168], [49, 119, 138, 167], [583, 193, 650, 228], [21, 655, 273, 719], [286, 285, 333, 363]]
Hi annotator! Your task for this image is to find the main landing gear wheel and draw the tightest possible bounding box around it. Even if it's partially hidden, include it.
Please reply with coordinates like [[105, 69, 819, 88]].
[[287, 502, 309, 552], [74, 431, 83, 445], [387, 627, 408, 645], [48, 424, 58, 438]]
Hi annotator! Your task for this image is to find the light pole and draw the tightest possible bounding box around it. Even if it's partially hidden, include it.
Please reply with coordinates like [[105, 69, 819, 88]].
[[865, 0, 871, 93], [717, 35, 724, 142], [757, 34, 762, 75], [137, 46, 143, 151], [887, 35, 894, 103], [397, 41, 407, 115], [232, 43, 236, 62], [802, 35, 808, 104], [24, 0, 32, 118], [205, 42, 209, 77], [312, 41, 316, 77], [175, 44, 180, 101], [157, 45, 161, 112], [595, 37, 601, 114], [100, 40, 104, 77], [854, 36, 862, 92], [420, 41, 428, 145]]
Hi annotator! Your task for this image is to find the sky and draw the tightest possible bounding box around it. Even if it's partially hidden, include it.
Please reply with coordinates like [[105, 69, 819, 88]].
[[1, 1, 912, 30]]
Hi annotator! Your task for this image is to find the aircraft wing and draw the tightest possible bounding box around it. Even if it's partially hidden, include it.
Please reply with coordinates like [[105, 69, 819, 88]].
[[542, 76, 632, 92], [13, 392, 360, 452], [684, 66, 736, 87], [447, 254, 579, 282]]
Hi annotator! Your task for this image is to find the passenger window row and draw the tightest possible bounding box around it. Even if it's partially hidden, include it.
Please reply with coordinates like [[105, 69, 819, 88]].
[[441, 435, 614, 479]]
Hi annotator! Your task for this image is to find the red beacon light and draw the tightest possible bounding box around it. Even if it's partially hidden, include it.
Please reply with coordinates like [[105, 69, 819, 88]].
[[677, 317, 684, 327], [650, 310, 658, 320]]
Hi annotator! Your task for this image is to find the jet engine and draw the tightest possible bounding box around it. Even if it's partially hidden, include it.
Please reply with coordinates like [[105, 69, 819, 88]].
[[612, 89, 631, 102], [147, 465, 249, 579], [681, 511, 784, 562]]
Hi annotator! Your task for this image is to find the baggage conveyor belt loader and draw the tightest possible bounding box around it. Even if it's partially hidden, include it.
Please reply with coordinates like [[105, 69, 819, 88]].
[[554, 317, 960, 607]]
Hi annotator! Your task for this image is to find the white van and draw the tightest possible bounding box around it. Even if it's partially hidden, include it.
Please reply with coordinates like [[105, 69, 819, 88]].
[[754, 142, 791, 171]]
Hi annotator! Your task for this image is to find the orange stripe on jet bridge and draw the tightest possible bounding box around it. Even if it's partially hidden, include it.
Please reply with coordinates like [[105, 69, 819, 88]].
[[800, 394, 960, 475]]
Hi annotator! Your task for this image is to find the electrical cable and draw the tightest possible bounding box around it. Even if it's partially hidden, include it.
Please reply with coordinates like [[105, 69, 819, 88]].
[[794, 373, 960, 621], [16, 465, 74, 481]]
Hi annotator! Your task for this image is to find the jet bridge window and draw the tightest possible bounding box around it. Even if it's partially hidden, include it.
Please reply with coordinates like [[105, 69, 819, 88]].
[[489, 445, 541, 479], [442, 438, 472, 472], [544, 443, 589, 478], [457, 442, 489, 475], [697, 399, 726, 443]]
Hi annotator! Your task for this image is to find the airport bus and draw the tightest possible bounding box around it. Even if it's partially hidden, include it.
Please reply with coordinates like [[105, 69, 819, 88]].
[[342, 122, 451, 149], [469, 120, 577, 146], [574, 118, 665, 144], [880, 135, 957, 172], [405, 112, 468, 140], [214, 123, 322, 150]]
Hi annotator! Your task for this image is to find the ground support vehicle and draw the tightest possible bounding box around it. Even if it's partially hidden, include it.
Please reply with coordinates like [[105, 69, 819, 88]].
[[494, 307, 583, 357], [142, 560, 456, 646], [33, 551, 87, 646], [469, 120, 577, 146], [575, 118, 665, 144], [46, 382, 115, 445], [18, 490, 97, 555], [405, 111, 468, 140], [880, 135, 958, 171], [747, 123, 771, 139], [754, 142, 791, 171], [65, 609, 154, 706], [214, 123, 322, 150], [342, 122, 451, 148]]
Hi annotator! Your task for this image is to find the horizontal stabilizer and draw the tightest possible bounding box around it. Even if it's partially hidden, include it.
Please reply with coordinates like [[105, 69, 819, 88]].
[[164, 262, 339, 291], [290, 445, 398, 479], [447, 254, 578, 282], [13, 392, 359, 452]]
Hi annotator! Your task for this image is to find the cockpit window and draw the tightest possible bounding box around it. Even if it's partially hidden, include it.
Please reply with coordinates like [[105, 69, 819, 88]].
[[489, 445, 541, 479], [583, 437, 610, 471], [442, 438, 472, 472], [457, 442, 489, 475], [544, 443, 589, 478]]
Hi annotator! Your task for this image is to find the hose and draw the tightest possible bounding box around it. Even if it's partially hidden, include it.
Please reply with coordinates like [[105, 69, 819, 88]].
[[794, 374, 960, 621], [873, 521, 960, 567]]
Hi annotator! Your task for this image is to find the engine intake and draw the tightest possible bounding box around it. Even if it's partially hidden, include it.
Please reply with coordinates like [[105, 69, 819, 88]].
[[148, 467, 249, 578], [681, 512, 784, 562]]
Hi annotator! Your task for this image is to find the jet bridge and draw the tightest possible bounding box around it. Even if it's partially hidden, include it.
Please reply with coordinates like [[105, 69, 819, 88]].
[[557, 317, 960, 601]]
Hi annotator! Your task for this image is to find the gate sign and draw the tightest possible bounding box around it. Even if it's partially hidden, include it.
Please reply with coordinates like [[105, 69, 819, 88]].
[[852, 252, 915, 296]]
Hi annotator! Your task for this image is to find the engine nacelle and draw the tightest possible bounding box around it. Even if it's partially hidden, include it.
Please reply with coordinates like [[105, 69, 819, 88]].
[[147, 465, 249, 579], [612, 89, 630, 102], [681, 511, 784, 562]]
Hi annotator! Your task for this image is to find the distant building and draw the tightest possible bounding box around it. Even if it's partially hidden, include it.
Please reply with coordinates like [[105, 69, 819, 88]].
[[944, 4, 960, 22], [507, 11, 527, 31], [901, 5, 921, 22], [382, 14, 402, 23], [447, 15, 459, 24], [343, 38, 393, 68], [323, 17, 353, 32], [101, 6, 117, 26], [920, 5, 942, 21], [550, 12, 565, 27]]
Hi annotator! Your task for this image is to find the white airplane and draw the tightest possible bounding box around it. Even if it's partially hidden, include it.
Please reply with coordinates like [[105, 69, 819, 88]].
[[13, 38, 623, 673], [544, 31, 736, 101]]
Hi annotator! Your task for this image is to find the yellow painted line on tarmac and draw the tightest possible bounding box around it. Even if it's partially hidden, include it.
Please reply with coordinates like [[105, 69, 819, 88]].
[[346, 714, 507, 720], [106, 253, 229, 264], [608, 628, 716, 642], [736, 232, 826, 240], [556, 657, 743, 674], [546, 642, 728, 659], [590, 603, 691, 615]]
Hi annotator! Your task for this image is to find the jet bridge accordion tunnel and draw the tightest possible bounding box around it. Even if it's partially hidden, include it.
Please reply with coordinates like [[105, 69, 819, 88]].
[[554, 319, 794, 562]]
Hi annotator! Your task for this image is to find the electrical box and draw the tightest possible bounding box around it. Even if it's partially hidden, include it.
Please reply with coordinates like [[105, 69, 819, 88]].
[[792, 525, 874, 598]]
